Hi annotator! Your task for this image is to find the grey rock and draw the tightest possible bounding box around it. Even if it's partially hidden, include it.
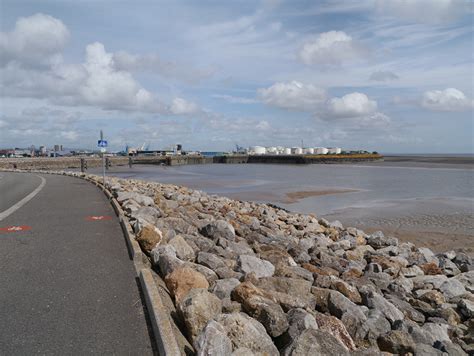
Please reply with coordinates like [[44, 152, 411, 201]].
[[401, 265, 424, 277], [434, 340, 468, 356], [215, 312, 279, 356], [178, 288, 222, 342], [439, 257, 461, 276], [364, 309, 391, 344], [418, 247, 440, 265], [366, 231, 398, 249], [199, 220, 235, 241], [237, 255, 275, 279], [242, 295, 289, 337], [274, 265, 314, 283], [421, 322, 451, 345], [360, 288, 404, 325], [184, 262, 219, 285], [282, 329, 350, 356], [329, 220, 344, 229], [458, 299, 474, 319], [412, 275, 448, 289], [150, 244, 184, 276], [386, 295, 425, 323], [439, 279, 466, 300], [286, 308, 318, 340], [194, 320, 232, 356], [168, 235, 195, 261], [414, 344, 445, 356], [211, 278, 241, 300], [197, 251, 226, 270]]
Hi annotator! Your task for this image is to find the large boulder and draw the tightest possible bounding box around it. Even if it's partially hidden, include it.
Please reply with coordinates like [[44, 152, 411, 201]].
[[313, 312, 356, 351], [168, 235, 195, 261], [136, 224, 163, 252], [286, 308, 318, 341], [282, 329, 350, 356], [199, 220, 235, 241], [150, 244, 184, 275], [215, 313, 279, 355], [164, 267, 209, 303], [366, 231, 398, 249], [360, 288, 404, 325], [439, 279, 466, 300], [241, 295, 289, 337], [194, 320, 232, 356], [212, 278, 241, 300], [179, 288, 222, 342], [377, 330, 415, 354], [237, 255, 275, 279]]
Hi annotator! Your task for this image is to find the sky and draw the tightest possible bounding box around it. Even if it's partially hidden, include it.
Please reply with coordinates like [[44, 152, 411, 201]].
[[0, 0, 473, 153]]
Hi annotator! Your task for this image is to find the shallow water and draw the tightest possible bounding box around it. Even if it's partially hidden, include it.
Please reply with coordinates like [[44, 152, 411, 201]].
[[98, 161, 474, 250]]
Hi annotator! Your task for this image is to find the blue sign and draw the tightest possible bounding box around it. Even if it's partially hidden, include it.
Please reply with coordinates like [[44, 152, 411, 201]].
[[98, 140, 108, 147]]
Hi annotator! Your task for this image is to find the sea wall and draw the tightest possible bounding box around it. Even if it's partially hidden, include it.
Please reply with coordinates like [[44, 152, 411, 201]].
[[2, 167, 473, 355]]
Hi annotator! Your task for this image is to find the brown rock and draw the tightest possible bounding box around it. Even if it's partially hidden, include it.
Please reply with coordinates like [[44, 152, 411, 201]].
[[164, 267, 209, 303], [313, 311, 357, 351], [258, 245, 294, 267], [341, 268, 364, 280], [419, 290, 446, 306], [421, 262, 443, 275], [136, 224, 163, 252], [331, 278, 362, 304], [311, 287, 331, 312], [302, 263, 339, 277]]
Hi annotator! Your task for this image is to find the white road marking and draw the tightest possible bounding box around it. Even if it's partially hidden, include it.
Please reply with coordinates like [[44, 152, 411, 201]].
[[0, 175, 46, 221]]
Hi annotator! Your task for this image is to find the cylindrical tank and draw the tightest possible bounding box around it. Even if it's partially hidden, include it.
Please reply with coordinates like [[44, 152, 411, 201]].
[[266, 146, 277, 154], [291, 147, 303, 155], [303, 148, 314, 154], [283, 148, 291, 155], [249, 146, 266, 155], [315, 147, 329, 155], [327, 147, 342, 154]]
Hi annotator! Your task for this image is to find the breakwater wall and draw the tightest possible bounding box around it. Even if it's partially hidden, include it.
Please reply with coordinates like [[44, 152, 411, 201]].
[[0, 154, 382, 170]]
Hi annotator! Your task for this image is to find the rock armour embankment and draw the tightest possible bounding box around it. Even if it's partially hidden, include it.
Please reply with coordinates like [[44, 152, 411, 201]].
[[100, 174, 473, 355]]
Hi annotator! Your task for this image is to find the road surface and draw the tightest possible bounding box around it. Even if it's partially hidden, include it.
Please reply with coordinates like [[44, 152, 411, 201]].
[[0, 172, 154, 355]]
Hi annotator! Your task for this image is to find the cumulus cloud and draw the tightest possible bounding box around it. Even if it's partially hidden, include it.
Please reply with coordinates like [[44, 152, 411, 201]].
[[376, 0, 467, 24], [421, 88, 473, 112], [169, 98, 200, 115], [0, 13, 69, 67], [369, 70, 399, 82], [326, 92, 377, 118], [258, 81, 327, 110], [212, 94, 258, 104], [299, 31, 366, 66]]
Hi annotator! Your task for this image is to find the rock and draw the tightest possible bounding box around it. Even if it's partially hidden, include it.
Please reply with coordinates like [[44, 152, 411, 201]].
[[377, 330, 415, 354], [453, 252, 473, 272], [197, 251, 226, 270], [412, 275, 448, 289], [327, 291, 367, 340], [364, 309, 391, 345], [329, 277, 362, 304], [421, 262, 443, 275], [282, 329, 349, 356], [434, 340, 468, 355], [258, 245, 296, 267], [136, 224, 163, 252], [215, 313, 279, 356], [313, 312, 356, 351], [286, 308, 318, 341], [199, 220, 235, 241], [184, 262, 219, 285], [415, 344, 445, 355], [194, 320, 232, 356], [168, 235, 195, 261], [179, 289, 222, 342], [255, 277, 312, 298], [386, 295, 425, 323], [439, 279, 466, 300], [241, 295, 289, 337], [274, 265, 314, 282], [164, 267, 209, 303], [366, 231, 398, 249], [419, 290, 446, 306], [401, 265, 424, 277], [212, 278, 240, 299], [437, 306, 461, 326], [231, 347, 256, 356], [439, 257, 461, 276], [130, 205, 161, 225], [360, 288, 404, 325], [151, 244, 184, 275], [237, 255, 275, 279], [458, 299, 474, 319], [418, 247, 439, 265], [311, 287, 331, 313], [421, 322, 451, 345]]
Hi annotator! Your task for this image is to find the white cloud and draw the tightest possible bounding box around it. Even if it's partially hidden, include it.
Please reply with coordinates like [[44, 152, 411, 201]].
[[169, 97, 200, 115], [0, 13, 69, 67], [59, 130, 79, 141], [369, 70, 399, 82], [258, 81, 326, 110], [421, 88, 473, 112], [255, 120, 271, 130], [299, 31, 365, 66], [376, 0, 468, 24], [326, 92, 377, 118]]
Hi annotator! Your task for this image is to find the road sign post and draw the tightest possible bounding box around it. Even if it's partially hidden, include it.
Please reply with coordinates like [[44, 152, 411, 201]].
[[98, 131, 108, 187]]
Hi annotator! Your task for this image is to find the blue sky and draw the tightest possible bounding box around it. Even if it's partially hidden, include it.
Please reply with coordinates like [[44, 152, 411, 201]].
[[1, 0, 473, 153]]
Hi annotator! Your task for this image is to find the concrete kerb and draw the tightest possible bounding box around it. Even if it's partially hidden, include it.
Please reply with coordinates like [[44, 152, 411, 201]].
[[140, 269, 181, 356]]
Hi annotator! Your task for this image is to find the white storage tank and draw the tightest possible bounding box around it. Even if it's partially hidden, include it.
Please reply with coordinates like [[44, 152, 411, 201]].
[[303, 148, 314, 154], [249, 146, 266, 155], [327, 147, 342, 154], [266, 146, 277, 154], [291, 147, 303, 155], [283, 148, 291, 155], [315, 147, 329, 155]]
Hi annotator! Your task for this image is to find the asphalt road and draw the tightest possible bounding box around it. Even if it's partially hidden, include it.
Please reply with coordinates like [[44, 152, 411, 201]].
[[0, 172, 154, 355]]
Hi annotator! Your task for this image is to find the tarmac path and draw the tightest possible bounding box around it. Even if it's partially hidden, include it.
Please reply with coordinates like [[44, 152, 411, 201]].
[[0, 172, 154, 355]]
